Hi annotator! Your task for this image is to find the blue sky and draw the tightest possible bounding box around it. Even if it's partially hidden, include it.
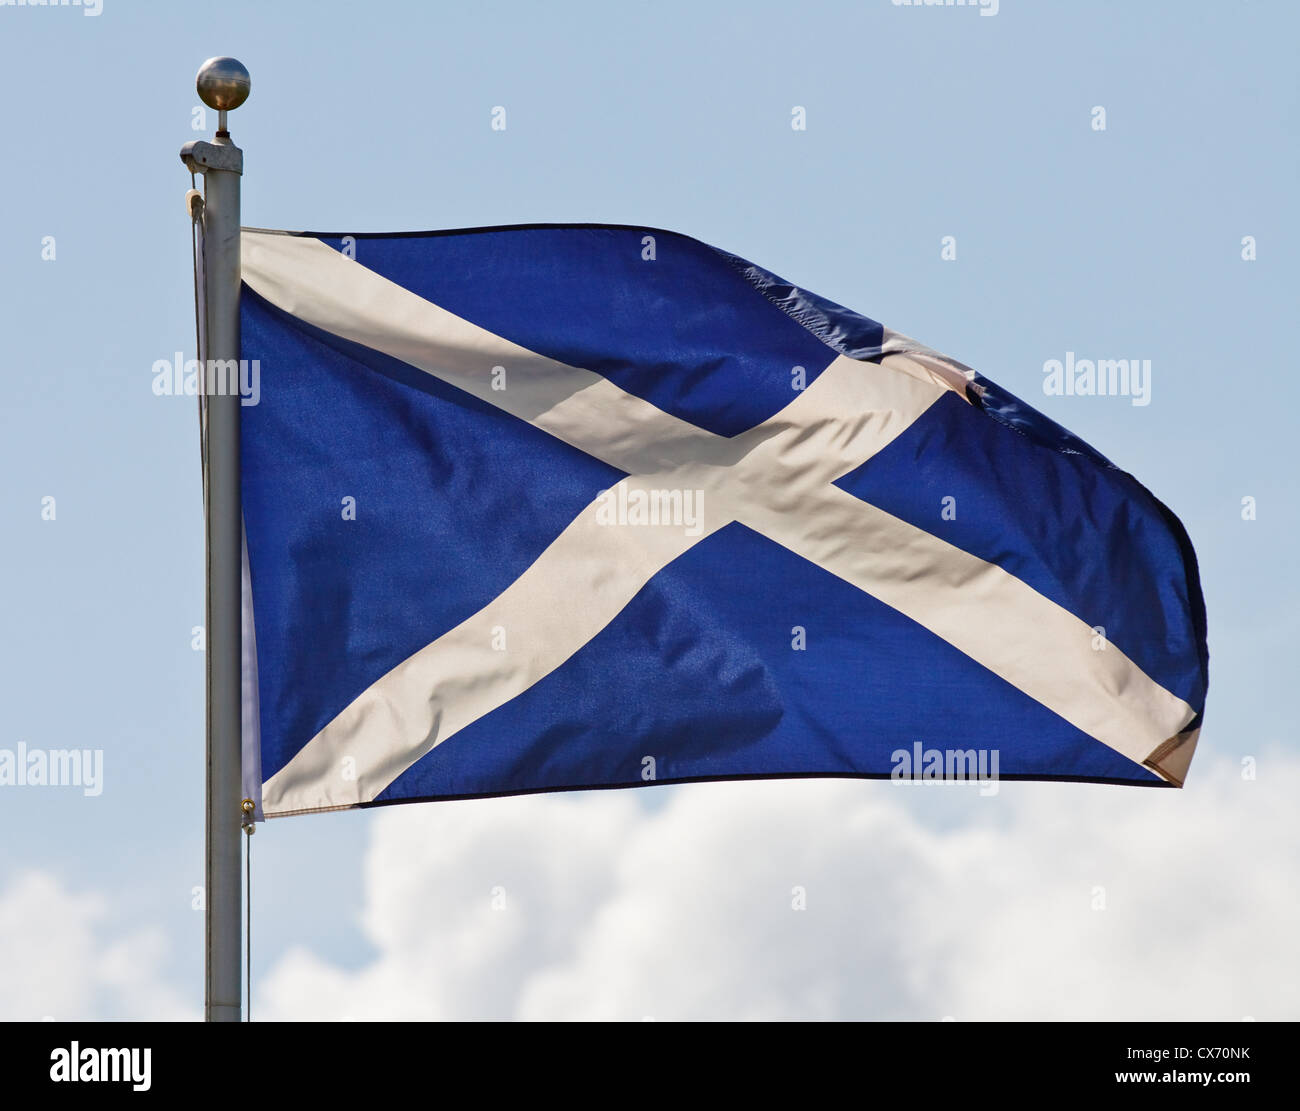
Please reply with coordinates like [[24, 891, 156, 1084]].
[[0, 0, 1296, 1019]]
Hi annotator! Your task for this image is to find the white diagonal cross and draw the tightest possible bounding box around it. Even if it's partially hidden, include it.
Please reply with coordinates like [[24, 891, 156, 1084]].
[[243, 232, 1197, 814]]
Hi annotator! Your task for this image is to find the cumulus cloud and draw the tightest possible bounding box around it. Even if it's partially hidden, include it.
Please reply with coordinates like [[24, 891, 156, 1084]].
[[258, 750, 1299, 1021], [0, 871, 194, 1022]]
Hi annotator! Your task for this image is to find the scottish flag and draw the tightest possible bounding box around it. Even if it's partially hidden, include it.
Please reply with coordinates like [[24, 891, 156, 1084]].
[[239, 224, 1207, 817]]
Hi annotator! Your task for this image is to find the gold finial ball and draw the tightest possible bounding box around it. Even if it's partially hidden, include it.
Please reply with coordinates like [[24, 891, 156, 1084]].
[[196, 57, 251, 112]]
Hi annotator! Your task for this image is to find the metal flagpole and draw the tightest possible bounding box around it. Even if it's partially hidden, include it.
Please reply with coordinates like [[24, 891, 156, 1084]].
[[181, 56, 250, 1023]]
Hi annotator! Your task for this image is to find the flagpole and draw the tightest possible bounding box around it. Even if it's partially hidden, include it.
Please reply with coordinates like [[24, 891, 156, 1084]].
[[181, 56, 250, 1023]]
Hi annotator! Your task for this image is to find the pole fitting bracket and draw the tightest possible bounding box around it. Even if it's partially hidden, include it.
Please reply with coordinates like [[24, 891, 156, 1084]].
[[180, 139, 243, 176]]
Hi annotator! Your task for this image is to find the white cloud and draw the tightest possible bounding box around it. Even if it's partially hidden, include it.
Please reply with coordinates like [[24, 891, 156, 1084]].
[[259, 750, 1300, 1021], [0, 871, 194, 1022]]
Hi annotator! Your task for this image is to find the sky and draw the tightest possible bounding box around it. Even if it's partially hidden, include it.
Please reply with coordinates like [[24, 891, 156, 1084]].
[[0, 0, 1296, 1021]]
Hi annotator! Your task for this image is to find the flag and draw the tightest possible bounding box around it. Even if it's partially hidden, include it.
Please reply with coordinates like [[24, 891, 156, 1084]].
[[238, 224, 1207, 818]]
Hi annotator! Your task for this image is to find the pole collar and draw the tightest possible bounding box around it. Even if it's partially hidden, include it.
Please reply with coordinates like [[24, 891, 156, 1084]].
[[180, 139, 244, 176]]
